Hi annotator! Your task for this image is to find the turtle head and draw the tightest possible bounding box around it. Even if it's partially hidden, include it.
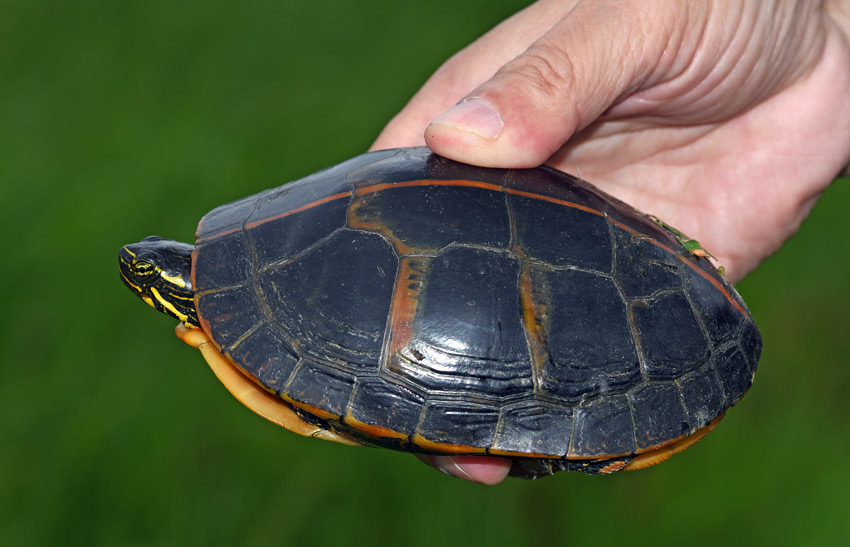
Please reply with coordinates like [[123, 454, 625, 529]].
[[119, 236, 199, 326]]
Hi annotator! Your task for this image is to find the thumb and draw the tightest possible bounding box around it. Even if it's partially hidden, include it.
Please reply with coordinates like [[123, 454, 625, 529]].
[[425, 1, 681, 168]]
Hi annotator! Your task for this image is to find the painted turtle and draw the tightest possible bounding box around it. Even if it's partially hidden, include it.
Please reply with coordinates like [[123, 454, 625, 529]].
[[119, 147, 760, 477]]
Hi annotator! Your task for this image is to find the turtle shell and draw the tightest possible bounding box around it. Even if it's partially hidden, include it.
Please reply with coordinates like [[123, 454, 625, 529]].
[[190, 147, 761, 476]]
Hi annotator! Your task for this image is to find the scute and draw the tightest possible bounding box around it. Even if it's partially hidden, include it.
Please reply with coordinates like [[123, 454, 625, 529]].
[[417, 400, 500, 451], [347, 379, 424, 441], [629, 383, 690, 451], [569, 395, 636, 457], [612, 228, 682, 298], [538, 268, 641, 401], [282, 361, 357, 418], [257, 230, 396, 365], [510, 193, 612, 272], [409, 247, 530, 395], [191, 147, 761, 474], [248, 192, 349, 268], [227, 324, 299, 393], [678, 367, 726, 430], [349, 184, 511, 252], [632, 292, 711, 380], [491, 400, 572, 457]]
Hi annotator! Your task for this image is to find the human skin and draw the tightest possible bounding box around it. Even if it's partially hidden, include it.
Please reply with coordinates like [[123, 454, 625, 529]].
[[370, 0, 850, 484]]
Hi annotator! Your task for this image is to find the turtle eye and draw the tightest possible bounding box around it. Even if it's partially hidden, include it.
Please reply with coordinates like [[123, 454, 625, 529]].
[[132, 260, 155, 277]]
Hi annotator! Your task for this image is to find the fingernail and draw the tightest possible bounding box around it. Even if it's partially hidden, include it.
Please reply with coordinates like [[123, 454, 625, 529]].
[[433, 456, 476, 482], [431, 98, 503, 139]]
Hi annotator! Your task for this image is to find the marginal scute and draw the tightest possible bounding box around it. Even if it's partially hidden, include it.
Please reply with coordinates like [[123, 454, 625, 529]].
[[416, 400, 499, 450], [505, 165, 611, 216], [246, 170, 351, 228], [629, 383, 689, 451], [196, 195, 260, 241], [569, 395, 635, 457], [678, 367, 726, 430], [491, 400, 572, 457], [602, 198, 680, 247], [195, 284, 262, 350], [345, 147, 440, 186], [739, 320, 762, 371], [225, 323, 299, 394], [346, 378, 424, 440], [713, 345, 755, 405], [282, 361, 357, 418]]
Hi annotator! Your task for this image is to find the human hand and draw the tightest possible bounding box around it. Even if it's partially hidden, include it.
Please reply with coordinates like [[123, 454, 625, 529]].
[[371, 0, 850, 484]]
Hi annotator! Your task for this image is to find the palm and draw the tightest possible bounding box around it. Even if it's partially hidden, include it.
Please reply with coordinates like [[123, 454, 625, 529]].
[[548, 63, 845, 282]]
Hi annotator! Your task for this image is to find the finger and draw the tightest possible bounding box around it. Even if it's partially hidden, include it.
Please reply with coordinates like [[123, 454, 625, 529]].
[[417, 454, 512, 485], [370, 0, 579, 151], [425, 0, 686, 167]]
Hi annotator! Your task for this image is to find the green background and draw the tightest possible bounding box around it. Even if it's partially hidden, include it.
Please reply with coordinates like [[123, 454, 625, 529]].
[[2, 1, 849, 545]]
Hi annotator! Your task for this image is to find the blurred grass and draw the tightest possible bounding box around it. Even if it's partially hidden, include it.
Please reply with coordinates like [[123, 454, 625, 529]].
[[1, 1, 848, 545]]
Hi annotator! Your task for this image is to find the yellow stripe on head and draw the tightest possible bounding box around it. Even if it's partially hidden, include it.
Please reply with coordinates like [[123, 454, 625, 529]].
[[150, 287, 190, 323], [120, 237, 197, 326], [120, 271, 144, 294], [161, 272, 188, 289]]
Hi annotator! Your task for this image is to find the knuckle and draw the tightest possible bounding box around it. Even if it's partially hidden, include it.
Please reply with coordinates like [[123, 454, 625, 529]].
[[500, 42, 578, 100]]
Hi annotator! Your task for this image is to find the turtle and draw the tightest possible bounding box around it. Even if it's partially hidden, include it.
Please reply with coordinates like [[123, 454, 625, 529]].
[[119, 147, 760, 478]]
